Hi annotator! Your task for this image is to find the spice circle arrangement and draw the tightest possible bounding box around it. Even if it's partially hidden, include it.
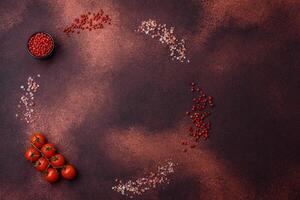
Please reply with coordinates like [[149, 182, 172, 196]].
[[27, 32, 55, 59], [24, 133, 77, 183]]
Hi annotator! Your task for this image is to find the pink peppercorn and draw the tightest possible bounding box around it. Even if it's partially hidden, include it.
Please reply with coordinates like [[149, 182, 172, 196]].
[[27, 32, 54, 58]]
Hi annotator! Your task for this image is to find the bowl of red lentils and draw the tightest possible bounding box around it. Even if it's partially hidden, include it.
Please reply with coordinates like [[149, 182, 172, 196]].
[[27, 32, 55, 59]]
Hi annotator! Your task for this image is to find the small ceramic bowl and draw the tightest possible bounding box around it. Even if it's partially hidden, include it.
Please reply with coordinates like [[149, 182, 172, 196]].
[[27, 32, 55, 59]]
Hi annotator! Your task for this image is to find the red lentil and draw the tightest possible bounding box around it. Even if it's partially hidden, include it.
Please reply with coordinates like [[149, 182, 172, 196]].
[[182, 82, 215, 152], [63, 10, 111, 37], [28, 33, 54, 58]]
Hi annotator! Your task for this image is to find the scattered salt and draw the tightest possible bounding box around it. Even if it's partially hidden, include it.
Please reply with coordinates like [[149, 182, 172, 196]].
[[136, 19, 189, 63], [16, 74, 40, 123]]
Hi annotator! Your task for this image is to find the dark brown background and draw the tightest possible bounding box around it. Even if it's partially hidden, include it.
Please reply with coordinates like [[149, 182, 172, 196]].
[[0, 0, 299, 199]]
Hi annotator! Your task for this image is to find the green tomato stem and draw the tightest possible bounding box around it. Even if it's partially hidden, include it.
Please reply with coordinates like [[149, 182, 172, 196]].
[[30, 143, 58, 171]]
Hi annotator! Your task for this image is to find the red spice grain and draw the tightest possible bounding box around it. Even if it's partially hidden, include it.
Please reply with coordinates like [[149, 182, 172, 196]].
[[27, 33, 54, 58], [63, 10, 111, 37], [182, 82, 215, 152]]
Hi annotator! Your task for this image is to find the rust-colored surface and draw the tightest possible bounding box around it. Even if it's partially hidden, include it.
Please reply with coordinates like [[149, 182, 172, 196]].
[[0, 0, 299, 199]]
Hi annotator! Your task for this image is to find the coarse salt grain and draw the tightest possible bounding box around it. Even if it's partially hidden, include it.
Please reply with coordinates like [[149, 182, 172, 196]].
[[112, 160, 176, 198], [16, 74, 41, 124], [136, 19, 189, 63]]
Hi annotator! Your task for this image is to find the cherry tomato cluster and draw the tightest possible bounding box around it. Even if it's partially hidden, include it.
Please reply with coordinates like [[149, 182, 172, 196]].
[[24, 133, 77, 183]]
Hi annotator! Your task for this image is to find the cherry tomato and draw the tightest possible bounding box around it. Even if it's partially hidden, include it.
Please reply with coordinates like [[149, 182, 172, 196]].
[[41, 143, 56, 158], [61, 164, 77, 180], [50, 154, 65, 167], [30, 133, 46, 148], [24, 147, 40, 162], [34, 157, 49, 172], [44, 168, 59, 183]]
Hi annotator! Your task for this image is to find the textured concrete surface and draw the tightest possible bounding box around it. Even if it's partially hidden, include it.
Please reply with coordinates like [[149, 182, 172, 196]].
[[0, 0, 299, 199]]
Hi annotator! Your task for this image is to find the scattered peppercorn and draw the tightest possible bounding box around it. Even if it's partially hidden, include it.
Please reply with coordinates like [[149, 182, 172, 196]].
[[182, 82, 215, 152], [27, 33, 54, 58], [63, 10, 111, 37]]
